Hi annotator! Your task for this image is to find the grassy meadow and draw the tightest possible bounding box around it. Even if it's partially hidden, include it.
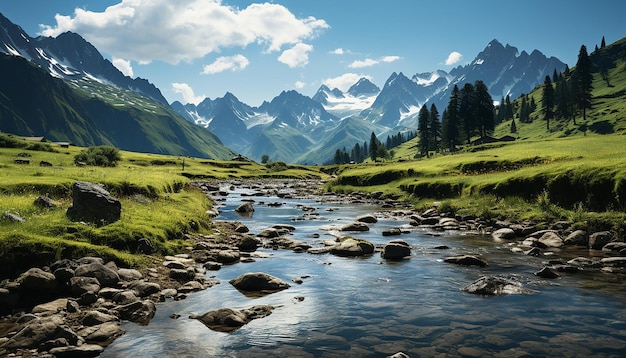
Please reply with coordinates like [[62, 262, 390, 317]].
[[0, 134, 328, 276]]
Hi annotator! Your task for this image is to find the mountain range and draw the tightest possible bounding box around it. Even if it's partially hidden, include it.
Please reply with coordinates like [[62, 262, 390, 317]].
[[0, 12, 565, 164]]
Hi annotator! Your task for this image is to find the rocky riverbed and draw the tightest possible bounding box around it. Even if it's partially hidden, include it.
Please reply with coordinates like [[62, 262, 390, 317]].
[[1, 179, 625, 357]]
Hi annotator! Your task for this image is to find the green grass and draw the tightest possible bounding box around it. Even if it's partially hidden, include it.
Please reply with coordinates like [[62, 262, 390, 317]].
[[0, 136, 330, 277]]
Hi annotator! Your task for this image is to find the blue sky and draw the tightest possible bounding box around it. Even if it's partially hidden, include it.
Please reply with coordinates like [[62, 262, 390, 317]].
[[1, 0, 624, 106]]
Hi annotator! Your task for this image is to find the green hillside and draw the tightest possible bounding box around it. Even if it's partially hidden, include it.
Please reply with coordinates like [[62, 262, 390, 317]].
[[0, 54, 236, 160]]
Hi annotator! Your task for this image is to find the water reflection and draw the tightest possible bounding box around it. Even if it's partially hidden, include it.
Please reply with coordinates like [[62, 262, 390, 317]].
[[103, 186, 626, 357]]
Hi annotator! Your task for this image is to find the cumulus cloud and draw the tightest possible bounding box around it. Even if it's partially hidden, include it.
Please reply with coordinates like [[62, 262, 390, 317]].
[[445, 51, 463, 65], [348, 55, 400, 68], [172, 82, 205, 105], [323, 73, 373, 92], [294, 81, 306, 89], [202, 54, 249, 74], [330, 48, 345, 55], [278, 43, 313, 68], [39, 0, 329, 64], [112, 57, 133, 77]]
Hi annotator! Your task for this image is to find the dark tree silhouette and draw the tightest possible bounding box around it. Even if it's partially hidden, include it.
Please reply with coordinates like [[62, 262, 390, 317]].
[[417, 104, 430, 157], [574, 45, 593, 121], [542, 75, 555, 130]]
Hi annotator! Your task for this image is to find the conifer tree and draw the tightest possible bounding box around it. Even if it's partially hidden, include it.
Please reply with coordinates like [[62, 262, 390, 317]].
[[417, 104, 430, 157], [442, 85, 461, 151], [369, 132, 378, 161], [601, 36, 606, 48], [429, 103, 441, 152], [505, 95, 513, 120], [474, 80, 494, 138], [510, 118, 517, 133], [574, 45, 593, 121], [542, 75, 555, 130], [459, 83, 476, 143]]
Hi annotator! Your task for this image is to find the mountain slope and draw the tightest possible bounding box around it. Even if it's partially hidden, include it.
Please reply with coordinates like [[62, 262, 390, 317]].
[[0, 53, 236, 159]]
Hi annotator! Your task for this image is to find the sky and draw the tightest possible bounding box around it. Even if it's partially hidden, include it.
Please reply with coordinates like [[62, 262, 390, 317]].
[[1, 0, 625, 107]]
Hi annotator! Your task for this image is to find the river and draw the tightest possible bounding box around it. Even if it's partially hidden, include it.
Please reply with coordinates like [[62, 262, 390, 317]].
[[102, 182, 626, 357]]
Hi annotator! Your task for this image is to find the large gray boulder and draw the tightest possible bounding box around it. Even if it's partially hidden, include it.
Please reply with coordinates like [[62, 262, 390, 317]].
[[381, 240, 411, 260], [463, 276, 537, 295], [589, 231, 615, 249], [190, 305, 275, 332], [75, 262, 120, 287], [18, 268, 58, 293], [66, 181, 121, 225], [229, 272, 290, 295], [444, 255, 488, 267], [330, 238, 375, 257]]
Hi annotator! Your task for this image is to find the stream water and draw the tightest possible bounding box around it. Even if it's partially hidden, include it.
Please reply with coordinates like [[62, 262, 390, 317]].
[[102, 184, 626, 357]]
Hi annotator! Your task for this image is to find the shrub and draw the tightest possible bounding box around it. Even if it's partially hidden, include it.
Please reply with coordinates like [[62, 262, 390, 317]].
[[266, 161, 289, 172], [74, 146, 121, 167]]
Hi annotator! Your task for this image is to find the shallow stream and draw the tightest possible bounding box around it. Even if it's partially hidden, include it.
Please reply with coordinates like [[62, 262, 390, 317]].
[[103, 184, 626, 357]]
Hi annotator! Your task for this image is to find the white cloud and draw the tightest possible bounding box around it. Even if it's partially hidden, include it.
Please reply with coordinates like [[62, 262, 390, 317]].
[[172, 82, 205, 105], [381, 55, 401, 63], [330, 48, 345, 55], [202, 54, 249, 74], [445, 51, 463, 65], [348, 58, 378, 68], [278, 43, 313, 68], [348, 55, 400, 68], [323, 73, 373, 92], [294, 81, 306, 89], [112, 57, 133, 77], [39, 0, 329, 64]]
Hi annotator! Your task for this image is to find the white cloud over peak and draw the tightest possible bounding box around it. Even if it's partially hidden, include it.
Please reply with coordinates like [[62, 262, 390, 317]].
[[323, 73, 373, 92], [39, 0, 329, 64], [348, 55, 400, 68], [278, 43, 313, 68], [172, 82, 205, 105], [445, 51, 463, 65], [202, 54, 249, 74], [294, 81, 306, 89], [112, 57, 133, 77]]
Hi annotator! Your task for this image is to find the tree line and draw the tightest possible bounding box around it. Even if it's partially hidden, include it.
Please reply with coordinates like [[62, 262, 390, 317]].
[[330, 130, 416, 164]]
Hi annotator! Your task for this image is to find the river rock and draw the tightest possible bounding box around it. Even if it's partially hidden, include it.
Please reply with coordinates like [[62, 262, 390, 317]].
[[116, 300, 156, 325], [257, 228, 280, 238], [49, 344, 104, 358], [229, 272, 290, 294], [137, 238, 155, 254], [82, 310, 119, 326], [74, 262, 120, 287], [69, 276, 101, 297], [538, 231, 564, 248], [492, 228, 516, 240], [235, 202, 255, 214], [217, 249, 241, 264], [462, 276, 537, 295], [128, 281, 161, 297], [381, 240, 411, 260], [340, 222, 370, 232], [18, 267, 58, 293], [588, 231, 614, 249], [535, 267, 560, 279], [66, 181, 121, 225], [382, 228, 402, 236], [602, 242, 626, 254], [237, 235, 261, 251], [2, 315, 65, 350], [600, 257, 626, 267], [117, 268, 143, 281], [444, 255, 488, 267], [190, 305, 275, 332], [357, 214, 378, 224], [330, 238, 375, 257], [77, 321, 124, 343], [563, 230, 588, 246], [32, 298, 68, 314]]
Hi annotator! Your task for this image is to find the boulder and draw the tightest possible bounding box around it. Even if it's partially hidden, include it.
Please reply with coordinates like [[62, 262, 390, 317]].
[[382, 228, 402, 236], [444, 255, 488, 267], [116, 300, 156, 325], [602, 242, 626, 254], [229, 272, 290, 295], [2, 211, 25, 223], [190, 305, 275, 333], [563, 230, 588, 246], [330, 238, 375, 257], [34, 195, 56, 208], [237, 236, 260, 251], [2, 315, 65, 350], [32, 298, 68, 314], [137, 238, 155, 254], [216, 250, 241, 264], [128, 281, 161, 297], [235, 202, 255, 214], [49, 344, 104, 358], [491, 228, 516, 240], [257, 228, 281, 238], [66, 181, 121, 225], [535, 267, 560, 279], [462, 276, 537, 295], [600, 257, 626, 267], [74, 262, 120, 287], [82, 311, 119, 326], [117, 268, 143, 281], [538, 231, 564, 248], [381, 241, 411, 260], [19, 267, 58, 293], [589, 231, 614, 250], [77, 321, 124, 343], [69, 276, 101, 297], [356, 214, 378, 224], [340, 222, 370, 232]]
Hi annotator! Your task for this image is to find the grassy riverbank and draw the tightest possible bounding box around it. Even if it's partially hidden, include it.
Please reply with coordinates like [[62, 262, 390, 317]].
[[326, 134, 626, 236], [0, 133, 328, 276]]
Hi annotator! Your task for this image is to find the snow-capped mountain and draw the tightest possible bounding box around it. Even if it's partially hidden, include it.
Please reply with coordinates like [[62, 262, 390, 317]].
[[312, 78, 380, 119], [0, 12, 167, 105]]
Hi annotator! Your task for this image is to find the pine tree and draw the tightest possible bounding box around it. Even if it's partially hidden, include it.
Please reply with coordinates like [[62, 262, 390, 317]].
[[369, 132, 378, 161], [574, 44, 593, 121], [510, 118, 517, 133], [601, 36, 606, 48], [474, 80, 494, 138], [519, 94, 528, 123], [459, 83, 476, 143], [442, 85, 461, 151], [417, 104, 430, 157], [542, 75, 555, 130], [429, 103, 441, 153], [505, 95, 513, 120]]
